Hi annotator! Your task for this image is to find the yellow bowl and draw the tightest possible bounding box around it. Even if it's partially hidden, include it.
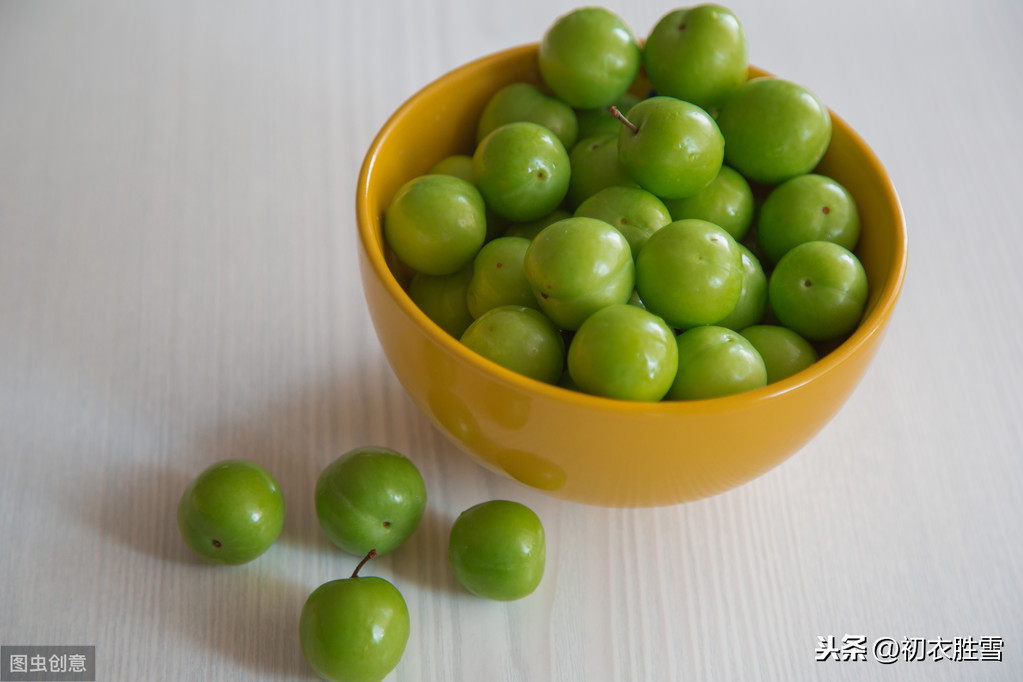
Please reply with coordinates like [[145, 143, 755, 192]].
[[356, 44, 907, 507]]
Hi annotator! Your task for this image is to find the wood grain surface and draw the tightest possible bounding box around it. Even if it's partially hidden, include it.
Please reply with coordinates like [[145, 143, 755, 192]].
[[1, 1, 1021, 680]]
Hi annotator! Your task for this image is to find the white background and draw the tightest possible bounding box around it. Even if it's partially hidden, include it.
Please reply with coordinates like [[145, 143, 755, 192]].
[[1, 1, 1021, 680]]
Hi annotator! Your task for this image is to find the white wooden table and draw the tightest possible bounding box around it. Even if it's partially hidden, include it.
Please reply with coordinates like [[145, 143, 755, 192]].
[[2, 1, 1021, 680]]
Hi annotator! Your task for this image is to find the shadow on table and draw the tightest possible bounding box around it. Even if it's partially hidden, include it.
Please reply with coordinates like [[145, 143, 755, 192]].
[[195, 569, 312, 679], [77, 460, 198, 564], [173, 370, 426, 556], [65, 460, 315, 677], [386, 505, 465, 597], [66, 360, 487, 675]]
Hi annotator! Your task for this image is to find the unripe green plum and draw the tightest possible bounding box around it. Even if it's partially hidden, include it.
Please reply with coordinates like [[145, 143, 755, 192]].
[[716, 77, 832, 185], [667, 326, 767, 400], [384, 174, 487, 275], [449, 500, 546, 601], [635, 219, 744, 329], [740, 324, 819, 383], [407, 265, 474, 338], [643, 4, 749, 110], [460, 305, 565, 384], [523, 216, 635, 330], [466, 236, 537, 318], [757, 173, 861, 265], [472, 121, 571, 222], [315, 446, 427, 558], [177, 459, 285, 565], [477, 82, 579, 150], [574, 185, 672, 257], [538, 7, 642, 108], [768, 240, 868, 341], [616, 96, 724, 200], [428, 154, 474, 183], [566, 134, 638, 209], [711, 244, 767, 331], [299, 554, 410, 682], [567, 303, 678, 401], [661, 165, 754, 242]]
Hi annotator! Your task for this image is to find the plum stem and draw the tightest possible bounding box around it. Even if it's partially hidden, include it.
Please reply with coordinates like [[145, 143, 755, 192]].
[[608, 106, 638, 134], [352, 549, 377, 578]]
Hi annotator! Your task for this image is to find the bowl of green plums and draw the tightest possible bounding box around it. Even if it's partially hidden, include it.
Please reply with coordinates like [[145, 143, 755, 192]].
[[356, 5, 907, 508]]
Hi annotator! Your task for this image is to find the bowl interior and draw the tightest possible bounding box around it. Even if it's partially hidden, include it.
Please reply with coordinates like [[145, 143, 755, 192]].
[[356, 44, 907, 507]]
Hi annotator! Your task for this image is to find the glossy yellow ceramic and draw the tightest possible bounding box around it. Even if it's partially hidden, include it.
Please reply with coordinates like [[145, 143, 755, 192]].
[[356, 44, 907, 507]]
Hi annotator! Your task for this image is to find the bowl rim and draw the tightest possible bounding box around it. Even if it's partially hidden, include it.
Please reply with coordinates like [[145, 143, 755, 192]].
[[356, 43, 908, 417]]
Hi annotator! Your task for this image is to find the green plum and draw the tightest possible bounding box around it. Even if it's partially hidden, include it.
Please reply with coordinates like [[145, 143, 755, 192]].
[[476, 82, 579, 150], [449, 500, 545, 601], [428, 154, 473, 183], [407, 265, 474, 338], [660, 165, 754, 241], [576, 91, 641, 140], [523, 216, 635, 330], [643, 4, 749, 110], [768, 240, 868, 341], [566, 133, 638, 208], [615, 96, 724, 199], [472, 121, 570, 222], [667, 325, 767, 400], [384, 174, 487, 275], [460, 305, 565, 383], [315, 446, 427, 557], [740, 324, 819, 383], [757, 173, 861, 264], [574, 185, 672, 257], [502, 208, 572, 241], [712, 244, 767, 331], [635, 219, 744, 329], [538, 7, 642, 108], [567, 303, 678, 401], [716, 77, 832, 185], [177, 459, 285, 565], [299, 551, 410, 682], [466, 236, 537, 318]]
